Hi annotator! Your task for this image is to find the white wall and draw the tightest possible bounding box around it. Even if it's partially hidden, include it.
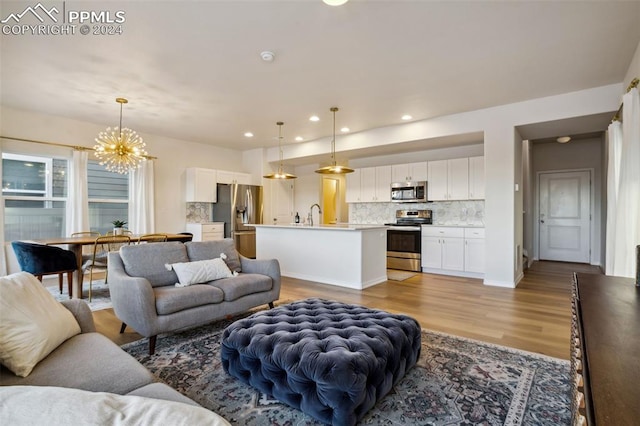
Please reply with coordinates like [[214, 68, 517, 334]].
[[275, 84, 621, 287], [531, 137, 605, 265], [1, 83, 624, 286], [624, 39, 640, 90], [0, 106, 247, 235]]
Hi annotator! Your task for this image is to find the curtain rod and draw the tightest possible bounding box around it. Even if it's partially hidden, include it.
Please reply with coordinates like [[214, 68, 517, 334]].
[[0, 135, 157, 160], [612, 77, 639, 123]]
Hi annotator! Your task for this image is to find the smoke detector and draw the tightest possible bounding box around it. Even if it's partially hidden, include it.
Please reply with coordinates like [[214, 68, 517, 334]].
[[260, 51, 275, 62]]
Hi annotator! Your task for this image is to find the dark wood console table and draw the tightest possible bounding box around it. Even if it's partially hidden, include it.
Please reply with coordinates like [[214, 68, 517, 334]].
[[571, 273, 639, 426]]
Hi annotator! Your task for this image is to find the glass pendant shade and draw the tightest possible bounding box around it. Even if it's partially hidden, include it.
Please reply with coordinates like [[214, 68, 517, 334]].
[[264, 122, 297, 179], [94, 98, 147, 174], [315, 107, 354, 174]]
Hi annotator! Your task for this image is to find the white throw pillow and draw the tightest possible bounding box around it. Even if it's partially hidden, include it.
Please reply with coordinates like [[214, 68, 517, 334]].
[[0, 272, 81, 377], [166, 254, 237, 288]]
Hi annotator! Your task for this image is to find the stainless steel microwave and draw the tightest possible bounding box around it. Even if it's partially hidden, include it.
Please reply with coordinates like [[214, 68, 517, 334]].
[[391, 181, 428, 203]]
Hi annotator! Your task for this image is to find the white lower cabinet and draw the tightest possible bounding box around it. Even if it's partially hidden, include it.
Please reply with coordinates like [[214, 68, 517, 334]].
[[186, 222, 225, 242], [422, 226, 484, 277], [464, 228, 485, 273]]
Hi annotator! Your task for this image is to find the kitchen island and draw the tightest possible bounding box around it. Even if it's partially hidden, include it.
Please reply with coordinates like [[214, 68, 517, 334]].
[[254, 224, 387, 289]]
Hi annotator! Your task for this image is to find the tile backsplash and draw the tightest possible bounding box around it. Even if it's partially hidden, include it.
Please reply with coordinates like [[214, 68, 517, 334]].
[[186, 202, 212, 223], [349, 200, 484, 226]]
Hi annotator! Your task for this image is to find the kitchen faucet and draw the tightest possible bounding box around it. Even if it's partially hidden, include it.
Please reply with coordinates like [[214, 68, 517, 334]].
[[308, 203, 322, 226]]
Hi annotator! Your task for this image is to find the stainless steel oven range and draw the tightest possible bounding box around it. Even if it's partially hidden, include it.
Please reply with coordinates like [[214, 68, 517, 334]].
[[385, 210, 432, 272]]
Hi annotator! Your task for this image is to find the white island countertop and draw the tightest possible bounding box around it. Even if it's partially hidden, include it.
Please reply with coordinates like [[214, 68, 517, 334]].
[[255, 224, 387, 289], [254, 223, 387, 231]]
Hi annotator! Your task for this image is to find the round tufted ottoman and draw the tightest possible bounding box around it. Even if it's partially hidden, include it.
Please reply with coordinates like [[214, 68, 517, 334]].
[[221, 298, 421, 426]]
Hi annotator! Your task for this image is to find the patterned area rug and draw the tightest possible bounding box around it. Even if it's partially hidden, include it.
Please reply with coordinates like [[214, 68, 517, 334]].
[[46, 280, 112, 311], [122, 307, 571, 426]]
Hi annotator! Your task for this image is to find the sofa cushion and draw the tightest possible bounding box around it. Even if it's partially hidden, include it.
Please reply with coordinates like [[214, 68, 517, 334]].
[[166, 256, 236, 287], [0, 333, 153, 394], [0, 272, 81, 377], [154, 284, 225, 315], [0, 386, 231, 426], [185, 239, 242, 272], [210, 273, 272, 302], [120, 242, 189, 287]]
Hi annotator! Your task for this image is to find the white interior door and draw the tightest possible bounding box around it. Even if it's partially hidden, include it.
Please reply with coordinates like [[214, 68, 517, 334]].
[[539, 171, 591, 262]]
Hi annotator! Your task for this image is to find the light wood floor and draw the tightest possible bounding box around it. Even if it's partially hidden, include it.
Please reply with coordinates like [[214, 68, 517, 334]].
[[93, 261, 601, 360]]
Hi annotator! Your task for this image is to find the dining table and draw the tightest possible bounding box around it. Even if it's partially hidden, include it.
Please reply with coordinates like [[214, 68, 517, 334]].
[[29, 233, 193, 299]]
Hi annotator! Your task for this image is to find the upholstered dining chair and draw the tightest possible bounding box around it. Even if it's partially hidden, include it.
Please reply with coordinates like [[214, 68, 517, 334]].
[[83, 235, 131, 300], [138, 233, 168, 243], [11, 241, 78, 298]]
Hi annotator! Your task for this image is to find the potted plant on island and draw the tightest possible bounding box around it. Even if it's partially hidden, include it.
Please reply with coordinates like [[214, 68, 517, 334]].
[[111, 220, 127, 235]]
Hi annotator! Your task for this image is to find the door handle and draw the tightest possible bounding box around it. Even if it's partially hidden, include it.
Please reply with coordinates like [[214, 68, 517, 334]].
[[540, 219, 545, 224]]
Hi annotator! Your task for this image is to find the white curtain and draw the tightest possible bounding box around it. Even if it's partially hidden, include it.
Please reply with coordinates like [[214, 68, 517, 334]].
[[128, 160, 155, 234], [605, 121, 623, 274], [610, 87, 640, 277], [66, 150, 89, 235]]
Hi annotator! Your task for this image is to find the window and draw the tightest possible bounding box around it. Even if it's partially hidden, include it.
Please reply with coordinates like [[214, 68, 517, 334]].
[[88, 160, 129, 235], [2, 153, 68, 240], [2, 154, 131, 240]]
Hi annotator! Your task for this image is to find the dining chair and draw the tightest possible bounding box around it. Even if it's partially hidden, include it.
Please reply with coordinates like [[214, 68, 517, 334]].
[[83, 235, 131, 301], [138, 233, 169, 243], [11, 241, 78, 298], [71, 231, 101, 265]]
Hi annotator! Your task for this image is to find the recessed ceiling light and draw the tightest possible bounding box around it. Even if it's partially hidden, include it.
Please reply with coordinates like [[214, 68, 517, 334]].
[[260, 51, 275, 62], [323, 0, 349, 5], [244, 132, 254, 138], [340, 127, 350, 133], [401, 115, 412, 120], [295, 136, 304, 142], [309, 115, 320, 122], [556, 136, 571, 143]]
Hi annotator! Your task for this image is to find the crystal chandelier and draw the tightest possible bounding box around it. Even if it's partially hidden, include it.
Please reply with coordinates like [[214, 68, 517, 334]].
[[94, 98, 147, 174], [315, 107, 354, 174], [263, 121, 297, 179]]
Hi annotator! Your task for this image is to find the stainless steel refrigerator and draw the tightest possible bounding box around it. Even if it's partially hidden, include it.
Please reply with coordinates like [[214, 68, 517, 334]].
[[211, 183, 263, 258]]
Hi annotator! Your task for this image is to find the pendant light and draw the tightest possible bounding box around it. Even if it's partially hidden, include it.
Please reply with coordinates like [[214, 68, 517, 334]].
[[315, 107, 354, 174], [263, 121, 297, 179], [94, 98, 148, 174]]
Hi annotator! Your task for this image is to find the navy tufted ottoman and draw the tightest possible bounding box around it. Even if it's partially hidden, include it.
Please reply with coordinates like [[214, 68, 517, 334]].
[[221, 298, 421, 426]]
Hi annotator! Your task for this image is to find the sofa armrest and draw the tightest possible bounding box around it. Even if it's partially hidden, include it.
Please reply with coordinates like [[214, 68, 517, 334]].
[[240, 255, 281, 296], [61, 299, 96, 333], [107, 252, 160, 337]]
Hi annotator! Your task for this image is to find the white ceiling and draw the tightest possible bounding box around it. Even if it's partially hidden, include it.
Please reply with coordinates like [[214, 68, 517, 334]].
[[1, 0, 639, 153]]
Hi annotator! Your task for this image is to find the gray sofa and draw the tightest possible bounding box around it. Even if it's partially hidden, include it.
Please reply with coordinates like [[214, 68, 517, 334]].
[[108, 239, 281, 354], [0, 299, 229, 424], [0, 298, 200, 403]]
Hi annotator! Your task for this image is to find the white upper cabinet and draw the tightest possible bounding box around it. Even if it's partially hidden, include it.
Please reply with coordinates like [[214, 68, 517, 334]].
[[468, 156, 485, 200], [360, 166, 391, 202], [347, 166, 391, 203], [428, 158, 469, 201], [448, 157, 469, 200], [346, 169, 362, 203], [427, 160, 449, 201], [391, 162, 427, 182], [185, 168, 217, 202], [217, 170, 252, 185], [375, 166, 392, 202]]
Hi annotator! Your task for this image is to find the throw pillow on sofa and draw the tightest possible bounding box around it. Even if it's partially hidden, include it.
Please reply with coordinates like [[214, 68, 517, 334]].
[[0, 272, 81, 377], [166, 254, 238, 287]]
